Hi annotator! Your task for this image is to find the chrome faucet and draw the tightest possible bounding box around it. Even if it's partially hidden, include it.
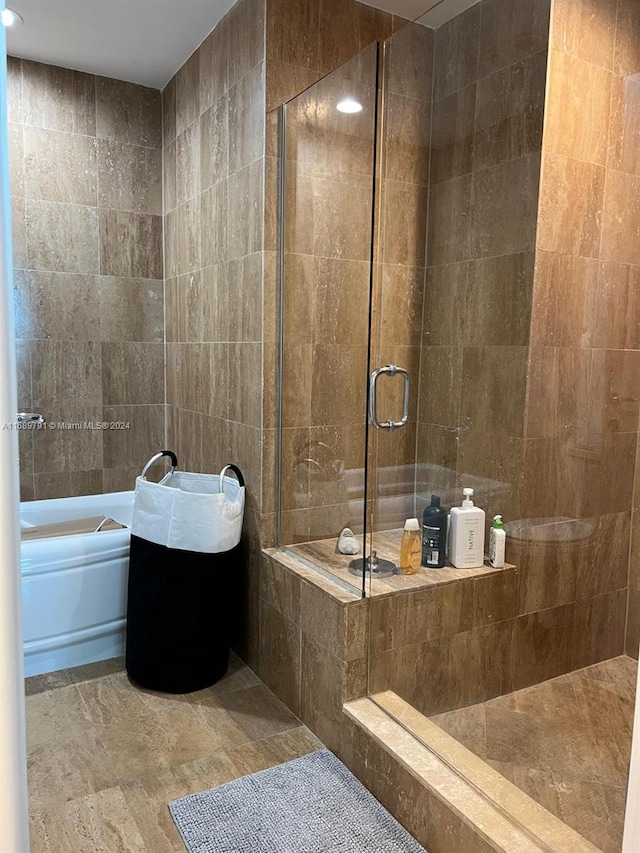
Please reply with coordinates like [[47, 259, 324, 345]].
[[17, 413, 45, 426]]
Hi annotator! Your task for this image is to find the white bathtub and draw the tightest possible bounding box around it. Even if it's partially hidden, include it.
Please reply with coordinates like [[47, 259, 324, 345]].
[[21, 491, 134, 677]]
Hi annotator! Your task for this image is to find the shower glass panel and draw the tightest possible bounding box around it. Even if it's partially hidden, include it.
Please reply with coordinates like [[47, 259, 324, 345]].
[[277, 44, 379, 596], [364, 16, 434, 591]]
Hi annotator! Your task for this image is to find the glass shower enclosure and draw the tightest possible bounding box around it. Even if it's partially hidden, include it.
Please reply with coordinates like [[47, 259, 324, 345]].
[[277, 0, 640, 849], [277, 13, 465, 596]]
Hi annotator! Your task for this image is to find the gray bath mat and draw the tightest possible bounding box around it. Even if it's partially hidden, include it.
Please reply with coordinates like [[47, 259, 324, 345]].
[[169, 748, 427, 852]]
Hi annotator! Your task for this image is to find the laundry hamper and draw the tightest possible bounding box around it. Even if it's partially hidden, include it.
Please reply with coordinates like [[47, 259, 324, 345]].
[[125, 451, 245, 693]]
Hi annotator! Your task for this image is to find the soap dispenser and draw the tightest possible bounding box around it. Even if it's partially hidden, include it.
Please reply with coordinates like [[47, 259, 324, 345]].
[[449, 487, 485, 569], [489, 515, 506, 568]]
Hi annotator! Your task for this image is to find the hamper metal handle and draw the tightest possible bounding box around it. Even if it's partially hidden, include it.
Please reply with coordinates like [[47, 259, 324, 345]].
[[140, 450, 178, 479], [220, 464, 245, 488]]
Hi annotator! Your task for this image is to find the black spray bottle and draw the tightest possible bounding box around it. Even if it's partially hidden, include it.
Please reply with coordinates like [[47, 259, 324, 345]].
[[422, 494, 448, 568]]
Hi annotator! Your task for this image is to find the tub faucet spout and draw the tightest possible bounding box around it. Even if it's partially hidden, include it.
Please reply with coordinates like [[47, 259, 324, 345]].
[[17, 412, 45, 426]]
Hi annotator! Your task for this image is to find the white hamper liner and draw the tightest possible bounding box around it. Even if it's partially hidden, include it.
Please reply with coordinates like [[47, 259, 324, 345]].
[[126, 451, 246, 694], [132, 464, 245, 554]]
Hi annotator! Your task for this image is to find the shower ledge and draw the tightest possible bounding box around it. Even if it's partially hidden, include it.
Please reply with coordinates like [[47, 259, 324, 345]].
[[345, 694, 601, 853], [270, 529, 516, 600]]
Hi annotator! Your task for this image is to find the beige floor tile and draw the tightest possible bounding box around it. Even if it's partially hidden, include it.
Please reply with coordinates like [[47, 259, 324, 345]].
[[26, 685, 93, 749], [192, 683, 302, 744], [27, 661, 322, 853], [121, 750, 239, 853], [225, 726, 323, 776], [185, 651, 261, 699], [78, 673, 235, 784], [28, 729, 118, 812], [120, 728, 322, 853], [27, 684, 119, 810], [31, 787, 148, 853]]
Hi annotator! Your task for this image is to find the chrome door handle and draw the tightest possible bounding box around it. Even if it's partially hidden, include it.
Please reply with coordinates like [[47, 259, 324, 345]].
[[369, 365, 410, 431]]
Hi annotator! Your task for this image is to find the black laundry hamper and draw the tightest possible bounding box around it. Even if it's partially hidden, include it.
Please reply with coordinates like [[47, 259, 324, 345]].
[[125, 451, 245, 694]]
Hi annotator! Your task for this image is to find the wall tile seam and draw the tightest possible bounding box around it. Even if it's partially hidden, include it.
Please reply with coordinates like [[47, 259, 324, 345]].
[[18, 125, 161, 160], [428, 148, 541, 189], [377, 175, 434, 192], [163, 407, 262, 428], [430, 150, 543, 191], [300, 625, 360, 671], [519, 587, 631, 614], [541, 151, 621, 183], [371, 624, 517, 659], [15, 269, 164, 285], [8, 122, 96, 143], [376, 597, 620, 651], [13, 269, 164, 284], [22, 197, 99, 213], [259, 591, 300, 628], [425, 249, 537, 272], [548, 43, 620, 79], [175, 60, 267, 130]]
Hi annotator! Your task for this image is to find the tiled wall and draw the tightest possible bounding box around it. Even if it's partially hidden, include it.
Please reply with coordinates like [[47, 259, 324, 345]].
[[260, 550, 497, 853], [8, 59, 164, 500], [277, 45, 380, 547], [526, 0, 640, 659], [162, 0, 266, 667], [367, 0, 640, 715], [383, 0, 640, 712], [370, 22, 434, 530], [160, 0, 409, 670], [416, 0, 549, 527], [620, 0, 640, 656], [368, 514, 629, 716], [264, 0, 407, 550]]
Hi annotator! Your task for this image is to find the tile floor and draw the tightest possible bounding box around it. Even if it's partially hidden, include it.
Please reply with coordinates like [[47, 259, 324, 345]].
[[26, 654, 322, 852], [431, 655, 637, 853]]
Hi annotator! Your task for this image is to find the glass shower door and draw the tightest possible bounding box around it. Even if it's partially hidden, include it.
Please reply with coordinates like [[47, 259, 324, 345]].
[[277, 43, 380, 596], [363, 20, 434, 593]]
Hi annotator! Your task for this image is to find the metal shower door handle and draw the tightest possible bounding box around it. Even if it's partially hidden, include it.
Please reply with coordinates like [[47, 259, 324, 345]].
[[369, 365, 410, 431]]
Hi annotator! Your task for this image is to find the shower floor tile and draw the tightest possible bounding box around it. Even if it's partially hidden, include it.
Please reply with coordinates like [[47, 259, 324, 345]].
[[430, 655, 637, 853], [25, 654, 322, 853]]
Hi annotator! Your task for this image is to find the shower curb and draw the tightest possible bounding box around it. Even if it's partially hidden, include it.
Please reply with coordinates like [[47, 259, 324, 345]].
[[344, 695, 601, 853]]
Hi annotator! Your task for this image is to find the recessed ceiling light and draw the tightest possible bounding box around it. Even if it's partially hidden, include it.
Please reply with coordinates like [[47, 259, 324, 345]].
[[336, 97, 363, 114], [1, 8, 23, 28]]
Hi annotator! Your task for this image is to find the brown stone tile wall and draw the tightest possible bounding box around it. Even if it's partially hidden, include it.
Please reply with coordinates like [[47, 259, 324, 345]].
[[368, 22, 434, 532], [265, 2, 404, 548], [526, 0, 640, 660], [8, 58, 164, 500], [277, 47, 379, 547], [163, 0, 266, 668], [368, 563, 627, 716], [260, 550, 495, 853], [259, 553, 368, 748], [162, 0, 402, 671], [383, 0, 639, 710], [416, 0, 550, 530]]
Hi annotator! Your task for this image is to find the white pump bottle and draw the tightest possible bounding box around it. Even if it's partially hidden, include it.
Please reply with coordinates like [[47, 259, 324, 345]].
[[449, 487, 485, 569]]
